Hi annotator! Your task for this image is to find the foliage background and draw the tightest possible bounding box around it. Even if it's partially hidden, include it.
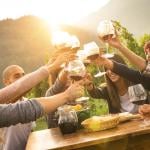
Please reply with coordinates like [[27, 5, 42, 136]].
[[0, 16, 150, 130]]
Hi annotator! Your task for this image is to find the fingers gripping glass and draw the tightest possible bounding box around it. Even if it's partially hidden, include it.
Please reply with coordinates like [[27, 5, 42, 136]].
[[65, 60, 89, 101]]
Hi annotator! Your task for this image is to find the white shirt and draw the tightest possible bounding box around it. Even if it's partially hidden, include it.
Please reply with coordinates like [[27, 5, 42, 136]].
[[119, 92, 139, 113]]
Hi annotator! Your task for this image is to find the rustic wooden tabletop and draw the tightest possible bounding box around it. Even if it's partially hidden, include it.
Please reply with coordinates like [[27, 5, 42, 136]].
[[26, 119, 150, 150]]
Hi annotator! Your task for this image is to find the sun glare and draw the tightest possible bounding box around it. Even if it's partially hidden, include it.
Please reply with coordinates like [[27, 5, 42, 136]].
[[29, 0, 110, 28], [0, 0, 110, 31]]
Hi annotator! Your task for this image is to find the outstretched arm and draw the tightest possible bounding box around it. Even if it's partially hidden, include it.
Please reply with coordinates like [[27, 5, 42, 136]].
[[0, 82, 84, 128], [99, 36, 146, 71]]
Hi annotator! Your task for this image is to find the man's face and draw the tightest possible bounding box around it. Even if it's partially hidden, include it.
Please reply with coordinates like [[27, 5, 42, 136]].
[[5, 67, 25, 85]]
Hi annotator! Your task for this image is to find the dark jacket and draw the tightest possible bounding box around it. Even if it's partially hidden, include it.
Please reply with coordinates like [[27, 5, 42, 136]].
[[88, 85, 120, 113], [112, 61, 150, 90]]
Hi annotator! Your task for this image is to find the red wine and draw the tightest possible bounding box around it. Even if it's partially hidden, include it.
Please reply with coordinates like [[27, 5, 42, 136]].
[[132, 100, 146, 105], [103, 34, 114, 40], [87, 54, 99, 60], [70, 75, 83, 81], [59, 122, 78, 134]]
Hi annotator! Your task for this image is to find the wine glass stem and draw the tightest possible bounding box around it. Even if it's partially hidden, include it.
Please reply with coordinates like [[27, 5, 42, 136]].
[[106, 43, 109, 54]]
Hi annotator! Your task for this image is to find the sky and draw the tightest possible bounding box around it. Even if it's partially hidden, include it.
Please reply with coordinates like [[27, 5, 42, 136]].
[[0, 0, 110, 26], [0, 0, 149, 36]]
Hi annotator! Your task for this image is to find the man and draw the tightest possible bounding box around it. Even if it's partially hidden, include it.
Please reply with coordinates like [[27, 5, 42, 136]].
[[0, 51, 84, 125], [0, 51, 75, 104], [2, 65, 34, 150]]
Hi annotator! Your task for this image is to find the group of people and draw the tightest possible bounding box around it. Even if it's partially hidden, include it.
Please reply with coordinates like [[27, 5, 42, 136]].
[[0, 30, 150, 150]]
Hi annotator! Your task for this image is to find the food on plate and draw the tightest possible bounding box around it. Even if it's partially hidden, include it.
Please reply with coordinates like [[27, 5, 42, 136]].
[[71, 104, 83, 111]]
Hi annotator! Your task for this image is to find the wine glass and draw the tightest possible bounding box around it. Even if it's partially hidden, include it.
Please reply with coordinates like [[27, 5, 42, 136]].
[[70, 35, 80, 50], [97, 20, 115, 58], [83, 41, 106, 78], [65, 59, 89, 101], [76, 50, 91, 65], [128, 84, 149, 127], [52, 31, 72, 50], [102, 43, 114, 59], [128, 84, 147, 105]]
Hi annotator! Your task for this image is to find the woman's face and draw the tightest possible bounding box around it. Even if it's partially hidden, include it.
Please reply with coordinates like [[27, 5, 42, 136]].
[[106, 69, 120, 82]]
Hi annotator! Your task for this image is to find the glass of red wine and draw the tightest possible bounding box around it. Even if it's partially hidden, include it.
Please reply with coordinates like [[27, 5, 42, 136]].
[[128, 84, 149, 127], [66, 59, 86, 81], [128, 84, 147, 105], [83, 42, 106, 78], [97, 20, 115, 59], [65, 59, 89, 102]]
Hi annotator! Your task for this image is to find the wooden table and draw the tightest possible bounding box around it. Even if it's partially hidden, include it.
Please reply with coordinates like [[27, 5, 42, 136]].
[[26, 120, 150, 150]]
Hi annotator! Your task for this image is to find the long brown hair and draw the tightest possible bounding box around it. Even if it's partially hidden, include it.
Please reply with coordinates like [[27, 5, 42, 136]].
[[105, 54, 131, 112]]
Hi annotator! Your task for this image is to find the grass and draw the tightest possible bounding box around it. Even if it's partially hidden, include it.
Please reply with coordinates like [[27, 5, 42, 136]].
[[34, 117, 47, 131]]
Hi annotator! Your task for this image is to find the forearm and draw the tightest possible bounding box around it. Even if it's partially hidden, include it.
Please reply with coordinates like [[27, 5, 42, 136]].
[[0, 100, 44, 127], [112, 61, 150, 90], [45, 78, 66, 96], [87, 85, 107, 99], [0, 66, 49, 104], [118, 44, 146, 70], [37, 92, 69, 114]]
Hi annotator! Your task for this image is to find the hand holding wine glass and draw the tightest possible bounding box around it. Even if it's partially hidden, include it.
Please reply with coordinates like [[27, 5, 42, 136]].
[[83, 41, 107, 78], [97, 20, 122, 50], [65, 59, 90, 103], [139, 104, 150, 127]]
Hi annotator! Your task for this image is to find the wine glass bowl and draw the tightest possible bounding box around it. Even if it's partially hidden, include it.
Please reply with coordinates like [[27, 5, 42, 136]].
[[52, 31, 72, 50], [83, 41, 100, 60], [128, 84, 147, 105], [97, 20, 116, 40], [66, 60, 86, 81]]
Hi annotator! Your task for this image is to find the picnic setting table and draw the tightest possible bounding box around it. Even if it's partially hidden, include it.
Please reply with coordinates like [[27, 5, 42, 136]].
[[26, 119, 150, 150]]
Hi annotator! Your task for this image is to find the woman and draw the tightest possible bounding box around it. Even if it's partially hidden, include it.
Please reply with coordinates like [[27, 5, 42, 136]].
[[91, 54, 150, 90], [86, 54, 148, 114]]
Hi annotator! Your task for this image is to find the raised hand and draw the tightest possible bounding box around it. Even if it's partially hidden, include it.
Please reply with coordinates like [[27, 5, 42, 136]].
[[139, 104, 150, 117], [65, 82, 84, 101], [98, 33, 122, 49], [47, 51, 76, 73]]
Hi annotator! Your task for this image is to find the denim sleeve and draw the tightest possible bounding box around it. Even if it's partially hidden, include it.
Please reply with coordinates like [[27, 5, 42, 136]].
[[0, 100, 44, 128]]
